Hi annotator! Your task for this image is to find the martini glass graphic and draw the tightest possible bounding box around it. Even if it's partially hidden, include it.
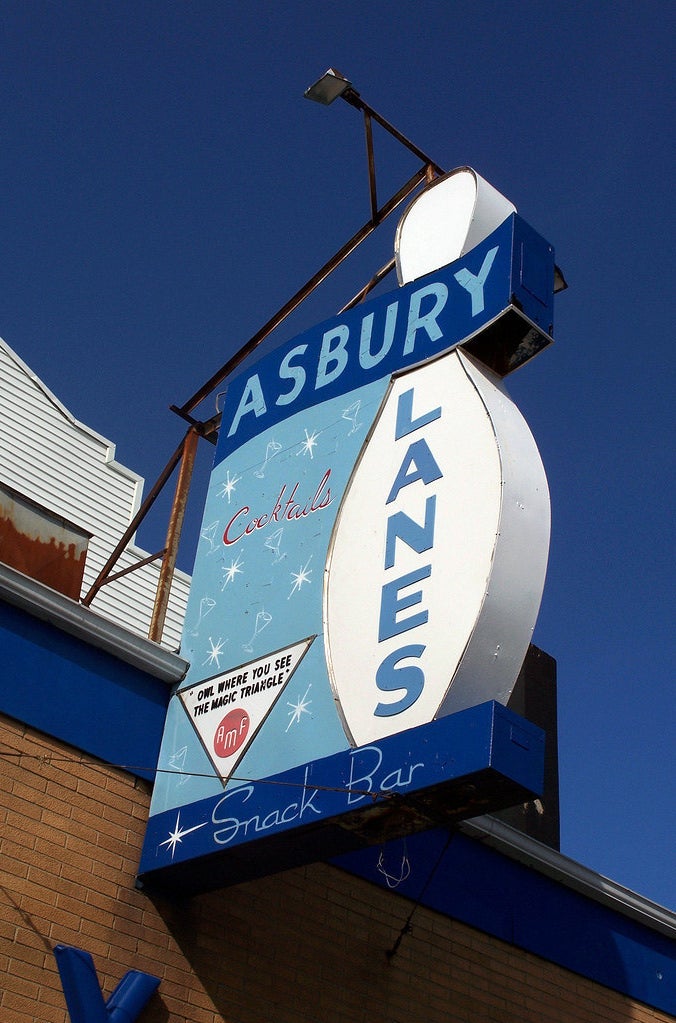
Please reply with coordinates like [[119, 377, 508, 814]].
[[191, 595, 216, 635], [254, 439, 282, 478], [242, 609, 272, 652], [167, 746, 190, 786], [264, 527, 285, 563], [199, 520, 220, 553], [342, 400, 362, 435]]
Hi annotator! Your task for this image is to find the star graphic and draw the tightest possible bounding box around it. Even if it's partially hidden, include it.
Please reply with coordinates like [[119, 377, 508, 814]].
[[297, 428, 319, 458], [159, 812, 208, 859], [221, 553, 244, 588], [219, 470, 241, 503], [288, 557, 312, 598], [286, 685, 312, 731], [203, 636, 227, 668]]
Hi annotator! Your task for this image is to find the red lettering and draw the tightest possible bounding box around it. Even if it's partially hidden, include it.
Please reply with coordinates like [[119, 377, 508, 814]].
[[223, 506, 250, 545], [222, 472, 333, 547]]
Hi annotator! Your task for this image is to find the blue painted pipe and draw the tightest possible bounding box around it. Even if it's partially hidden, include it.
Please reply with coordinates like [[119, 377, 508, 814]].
[[53, 945, 160, 1023], [107, 971, 161, 1023]]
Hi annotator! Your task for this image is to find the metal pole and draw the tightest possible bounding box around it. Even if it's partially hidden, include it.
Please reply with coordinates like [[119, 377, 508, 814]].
[[364, 110, 378, 222], [341, 89, 444, 176], [149, 426, 200, 643], [339, 256, 396, 313]]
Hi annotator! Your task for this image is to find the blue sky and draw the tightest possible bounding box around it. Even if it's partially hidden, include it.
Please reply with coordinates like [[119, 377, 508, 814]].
[[1, 2, 674, 909]]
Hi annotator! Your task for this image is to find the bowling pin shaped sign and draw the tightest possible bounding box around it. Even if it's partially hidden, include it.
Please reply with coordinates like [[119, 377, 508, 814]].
[[150, 167, 556, 818]]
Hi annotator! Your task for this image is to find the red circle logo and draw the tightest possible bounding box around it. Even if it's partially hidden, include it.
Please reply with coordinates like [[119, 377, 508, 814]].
[[213, 709, 250, 758]]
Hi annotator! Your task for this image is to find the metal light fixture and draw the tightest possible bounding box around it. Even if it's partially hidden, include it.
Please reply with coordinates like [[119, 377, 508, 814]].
[[304, 68, 353, 105], [172, 71, 444, 423]]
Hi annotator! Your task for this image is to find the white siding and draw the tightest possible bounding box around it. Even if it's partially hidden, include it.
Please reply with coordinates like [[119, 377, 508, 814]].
[[0, 337, 190, 649]]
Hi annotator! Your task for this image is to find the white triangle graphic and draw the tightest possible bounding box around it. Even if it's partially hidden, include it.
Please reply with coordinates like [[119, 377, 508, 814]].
[[179, 637, 314, 785]]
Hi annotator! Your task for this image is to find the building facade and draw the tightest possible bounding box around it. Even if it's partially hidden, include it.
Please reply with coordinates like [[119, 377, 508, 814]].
[[0, 336, 190, 649], [1, 339, 674, 1021], [1, 705, 674, 1022]]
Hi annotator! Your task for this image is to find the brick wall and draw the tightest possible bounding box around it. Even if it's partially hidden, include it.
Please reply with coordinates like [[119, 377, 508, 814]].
[[0, 714, 670, 1023]]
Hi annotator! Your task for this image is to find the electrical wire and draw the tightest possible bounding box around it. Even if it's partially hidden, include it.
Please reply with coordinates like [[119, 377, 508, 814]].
[[385, 829, 456, 961], [0, 746, 387, 801]]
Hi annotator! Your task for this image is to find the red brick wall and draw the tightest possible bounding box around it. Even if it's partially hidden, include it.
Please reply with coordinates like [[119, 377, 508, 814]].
[[0, 715, 670, 1023]]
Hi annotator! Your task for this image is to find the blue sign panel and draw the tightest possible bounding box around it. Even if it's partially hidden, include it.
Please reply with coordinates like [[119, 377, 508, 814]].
[[139, 702, 544, 893], [216, 215, 553, 461]]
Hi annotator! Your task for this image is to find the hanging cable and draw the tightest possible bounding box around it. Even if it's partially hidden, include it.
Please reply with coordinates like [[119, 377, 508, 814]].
[[0, 746, 385, 802], [385, 829, 456, 961]]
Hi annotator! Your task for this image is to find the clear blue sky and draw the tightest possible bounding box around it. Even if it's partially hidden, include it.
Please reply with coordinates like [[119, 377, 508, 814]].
[[1, 2, 674, 909]]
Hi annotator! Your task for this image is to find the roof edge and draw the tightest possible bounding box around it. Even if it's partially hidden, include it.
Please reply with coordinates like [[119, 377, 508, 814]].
[[0, 561, 188, 685], [462, 815, 676, 938], [0, 335, 143, 486]]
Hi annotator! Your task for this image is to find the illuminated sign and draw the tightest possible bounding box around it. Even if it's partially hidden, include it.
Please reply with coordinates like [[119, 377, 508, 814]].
[[143, 180, 557, 882]]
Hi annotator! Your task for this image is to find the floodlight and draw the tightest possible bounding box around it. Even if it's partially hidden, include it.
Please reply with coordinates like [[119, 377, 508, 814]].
[[173, 71, 442, 422], [304, 68, 353, 105]]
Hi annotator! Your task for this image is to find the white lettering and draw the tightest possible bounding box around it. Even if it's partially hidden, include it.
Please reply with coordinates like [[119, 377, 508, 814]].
[[454, 246, 498, 316], [211, 767, 320, 845], [346, 746, 425, 805], [403, 283, 448, 355], [316, 325, 349, 389], [276, 344, 308, 406], [227, 375, 267, 437]]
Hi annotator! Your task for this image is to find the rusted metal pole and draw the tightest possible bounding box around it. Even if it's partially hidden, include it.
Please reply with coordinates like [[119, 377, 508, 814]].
[[342, 89, 445, 176], [101, 549, 166, 585], [339, 256, 396, 313], [173, 165, 432, 420], [364, 109, 378, 223], [149, 426, 200, 644]]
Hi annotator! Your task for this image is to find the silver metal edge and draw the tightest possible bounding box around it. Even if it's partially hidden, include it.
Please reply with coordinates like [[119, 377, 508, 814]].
[[461, 814, 676, 939], [0, 561, 188, 684]]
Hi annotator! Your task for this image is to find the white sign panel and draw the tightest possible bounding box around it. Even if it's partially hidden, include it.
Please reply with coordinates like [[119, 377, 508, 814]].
[[325, 349, 550, 746]]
